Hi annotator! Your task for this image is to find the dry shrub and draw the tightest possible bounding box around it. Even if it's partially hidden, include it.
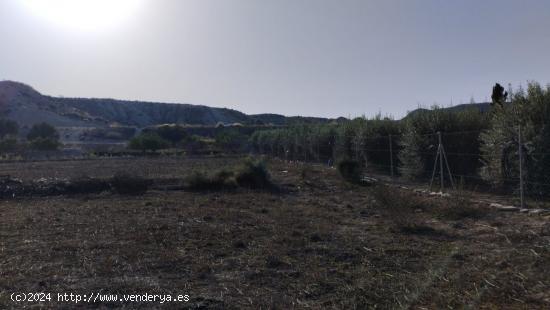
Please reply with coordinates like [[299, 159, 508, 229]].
[[336, 158, 362, 183], [371, 185, 434, 233], [65, 177, 110, 194], [183, 158, 272, 191], [184, 170, 236, 191], [110, 172, 150, 195], [235, 158, 272, 189], [438, 187, 488, 220]]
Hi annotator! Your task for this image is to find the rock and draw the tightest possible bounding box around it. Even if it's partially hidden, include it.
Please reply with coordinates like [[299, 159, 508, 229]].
[[529, 209, 550, 215], [490, 202, 521, 211], [494, 205, 520, 212]]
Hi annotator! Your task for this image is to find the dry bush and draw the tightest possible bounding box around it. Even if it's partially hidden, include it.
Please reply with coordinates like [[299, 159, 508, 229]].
[[371, 185, 434, 233], [184, 170, 237, 191], [234, 158, 272, 189], [183, 158, 272, 191], [336, 158, 362, 183], [109, 173, 150, 195], [438, 187, 488, 220], [65, 177, 110, 194]]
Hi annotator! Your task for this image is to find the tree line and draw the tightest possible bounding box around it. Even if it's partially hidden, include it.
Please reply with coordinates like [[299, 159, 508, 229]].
[[0, 121, 60, 152], [251, 82, 550, 196]]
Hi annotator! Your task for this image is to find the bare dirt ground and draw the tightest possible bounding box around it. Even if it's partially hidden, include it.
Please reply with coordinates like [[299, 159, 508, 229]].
[[0, 156, 549, 309]]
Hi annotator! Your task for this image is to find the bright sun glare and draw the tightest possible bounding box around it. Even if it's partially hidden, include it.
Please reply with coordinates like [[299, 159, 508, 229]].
[[23, 0, 144, 32]]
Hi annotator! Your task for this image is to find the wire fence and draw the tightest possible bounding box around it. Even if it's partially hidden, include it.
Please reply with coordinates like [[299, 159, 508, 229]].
[[253, 126, 550, 207]]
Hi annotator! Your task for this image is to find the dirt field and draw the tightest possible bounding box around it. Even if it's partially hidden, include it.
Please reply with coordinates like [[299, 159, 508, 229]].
[[0, 156, 549, 309]]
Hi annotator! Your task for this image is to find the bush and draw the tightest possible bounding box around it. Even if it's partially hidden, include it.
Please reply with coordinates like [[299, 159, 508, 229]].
[[337, 158, 362, 183], [128, 132, 170, 152], [29, 137, 60, 150], [0, 138, 17, 152], [235, 158, 272, 189], [65, 177, 110, 194], [110, 173, 150, 195], [371, 185, 431, 233], [184, 170, 236, 191], [154, 125, 189, 146], [399, 106, 488, 180], [27, 122, 59, 140], [480, 82, 550, 196], [0, 119, 18, 138], [215, 129, 247, 152], [27, 123, 61, 150]]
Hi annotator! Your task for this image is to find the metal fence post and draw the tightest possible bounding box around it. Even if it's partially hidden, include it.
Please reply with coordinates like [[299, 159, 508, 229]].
[[438, 131, 444, 192], [518, 125, 525, 208], [389, 134, 394, 178]]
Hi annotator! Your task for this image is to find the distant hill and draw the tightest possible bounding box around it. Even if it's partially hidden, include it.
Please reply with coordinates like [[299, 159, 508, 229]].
[[0, 81, 332, 129], [404, 102, 492, 119]]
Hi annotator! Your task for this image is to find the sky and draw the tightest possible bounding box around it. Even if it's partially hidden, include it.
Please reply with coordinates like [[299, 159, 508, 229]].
[[1, 0, 550, 119]]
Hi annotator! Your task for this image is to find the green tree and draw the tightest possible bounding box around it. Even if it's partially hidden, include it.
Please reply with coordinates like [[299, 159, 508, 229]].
[[0, 119, 18, 138], [481, 82, 550, 195], [27, 122, 59, 140], [27, 122, 60, 150], [128, 132, 170, 152], [154, 125, 189, 146], [215, 129, 246, 152]]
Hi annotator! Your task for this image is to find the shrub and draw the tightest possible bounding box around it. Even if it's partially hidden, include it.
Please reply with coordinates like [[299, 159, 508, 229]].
[[128, 132, 170, 152], [399, 106, 488, 180], [439, 182, 487, 220], [154, 125, 189, 145], [480, 82, 550, 196], [27, 122, 59, 140], [65, 177, 110, 194], [0, 138, 17, 152], [29, 137, 60, 150], [235, 158, 272, 189], [371, 185, 430, 233], [27, 123, 60, 150], [110, 173, 150, 195], [184, 170, 236, 191], [215, 129, 246, 152], [0, 119, 18, 138], [337, 158, 362, 183]]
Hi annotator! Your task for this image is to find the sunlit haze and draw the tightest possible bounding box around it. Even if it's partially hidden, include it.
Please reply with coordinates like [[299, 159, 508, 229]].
[[2, 0, 550, 118], [22, 0, 145, 32]]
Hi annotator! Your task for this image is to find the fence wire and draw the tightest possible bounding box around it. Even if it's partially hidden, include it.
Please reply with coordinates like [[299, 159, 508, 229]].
[[253, 128, 550, 206]]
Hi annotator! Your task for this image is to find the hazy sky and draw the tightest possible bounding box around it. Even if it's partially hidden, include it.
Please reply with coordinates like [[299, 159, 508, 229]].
[[1, 0, 550, 118]]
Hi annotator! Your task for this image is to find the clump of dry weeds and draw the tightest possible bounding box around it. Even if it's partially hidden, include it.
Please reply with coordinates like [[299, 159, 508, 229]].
[[371, 184, 436, 234]]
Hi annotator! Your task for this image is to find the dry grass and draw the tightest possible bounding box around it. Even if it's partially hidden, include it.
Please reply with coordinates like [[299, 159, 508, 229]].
[[0, 157, 549, 309]]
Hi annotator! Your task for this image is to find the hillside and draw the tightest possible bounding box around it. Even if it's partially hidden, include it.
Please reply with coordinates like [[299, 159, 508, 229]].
[[0, 81, 330, 129], [404, 102, 492, 119]]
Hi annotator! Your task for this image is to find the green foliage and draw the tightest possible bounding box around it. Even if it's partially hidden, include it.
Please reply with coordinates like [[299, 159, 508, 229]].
[[251, 116, 400, 166], [399, 106, 488, 180], [29, 137, 60, 150], [154, 125, 189, 145], [215, 129, 247, 152], [0, 119, 18, 138], [0, 138, 17, 152], [128, 132, 170, 152], [27, 122, 60, 150], [27, 122, 59, 140], [250, 81, 550, 195], [480, 82, 550, 195]]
